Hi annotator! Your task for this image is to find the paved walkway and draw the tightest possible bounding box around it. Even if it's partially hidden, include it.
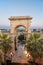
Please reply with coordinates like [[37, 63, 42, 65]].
[[12, 44, 28, 63]]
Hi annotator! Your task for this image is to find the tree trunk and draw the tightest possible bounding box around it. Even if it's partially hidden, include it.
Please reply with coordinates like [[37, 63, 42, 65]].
[[4, 54, 6, 65]]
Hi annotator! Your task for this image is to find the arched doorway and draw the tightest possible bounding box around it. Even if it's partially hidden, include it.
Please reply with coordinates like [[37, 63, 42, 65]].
[[14, 26, 26, 51]]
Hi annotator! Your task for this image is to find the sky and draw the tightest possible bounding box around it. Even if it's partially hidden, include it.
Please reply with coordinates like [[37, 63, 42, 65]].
[[0, 0, 43, 28]]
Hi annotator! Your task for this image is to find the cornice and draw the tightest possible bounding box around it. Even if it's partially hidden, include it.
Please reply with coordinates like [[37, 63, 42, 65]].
[[9, 16, 32, 21]]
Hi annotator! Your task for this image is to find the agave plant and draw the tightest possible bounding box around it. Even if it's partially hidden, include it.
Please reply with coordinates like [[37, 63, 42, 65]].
[[25, 33, 43, 63], [0, 33, 12, 65]]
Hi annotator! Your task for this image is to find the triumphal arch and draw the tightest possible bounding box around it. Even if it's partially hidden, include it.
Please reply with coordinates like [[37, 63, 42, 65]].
[[9, 16, 32, 52]]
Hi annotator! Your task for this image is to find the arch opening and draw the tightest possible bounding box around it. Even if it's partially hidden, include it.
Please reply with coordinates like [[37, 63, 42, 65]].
[[14, 25, 26, 51]]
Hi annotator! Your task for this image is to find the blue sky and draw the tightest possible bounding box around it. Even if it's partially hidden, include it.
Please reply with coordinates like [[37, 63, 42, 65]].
[[0, 0, 43, 28]]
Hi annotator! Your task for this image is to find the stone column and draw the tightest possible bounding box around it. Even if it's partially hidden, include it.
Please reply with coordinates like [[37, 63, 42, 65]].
[[10, 30, 15, 53], [9, 20, 15, 53], [26, 20, 31, 40]]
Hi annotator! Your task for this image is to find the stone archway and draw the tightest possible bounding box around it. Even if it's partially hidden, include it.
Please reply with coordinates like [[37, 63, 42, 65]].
[[9, 16, 32, 52], [15, 25, 26, 50]]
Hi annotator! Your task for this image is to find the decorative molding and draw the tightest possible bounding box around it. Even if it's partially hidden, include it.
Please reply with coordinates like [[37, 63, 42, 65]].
[[9, 16, 32, 21]]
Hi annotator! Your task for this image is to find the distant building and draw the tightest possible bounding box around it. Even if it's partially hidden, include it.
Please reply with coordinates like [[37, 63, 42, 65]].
[[32, 29, 40, 33], [0, 29, 10, 34], [41, 29, 43, 33]]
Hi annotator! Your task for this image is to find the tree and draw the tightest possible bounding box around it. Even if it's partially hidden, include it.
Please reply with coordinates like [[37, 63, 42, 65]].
[[0, 33, 12, 65], [18, 34, 24, 41], [25, 33, 43, 64]]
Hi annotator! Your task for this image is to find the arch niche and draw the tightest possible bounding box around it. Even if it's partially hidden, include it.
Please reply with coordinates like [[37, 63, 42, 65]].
[[9, 16, 32, 51]]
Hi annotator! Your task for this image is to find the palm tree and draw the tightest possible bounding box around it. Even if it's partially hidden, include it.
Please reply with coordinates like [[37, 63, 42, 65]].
[[0, 33, 12, 65], [25, 33, 43, 63]]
